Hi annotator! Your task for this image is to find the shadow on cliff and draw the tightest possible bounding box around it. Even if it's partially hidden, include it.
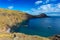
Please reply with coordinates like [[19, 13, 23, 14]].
[[10, 20, 29, 33]]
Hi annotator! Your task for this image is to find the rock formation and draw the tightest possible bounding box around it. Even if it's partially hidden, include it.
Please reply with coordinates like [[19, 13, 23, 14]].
[[38, 13, 48, 17], [50, 35, 60, 40], [33, 13, 48, 18], [25, 13, 48, 19]]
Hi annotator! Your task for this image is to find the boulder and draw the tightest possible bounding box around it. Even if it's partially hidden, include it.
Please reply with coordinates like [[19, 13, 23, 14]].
[[50, 35, 60, 40]]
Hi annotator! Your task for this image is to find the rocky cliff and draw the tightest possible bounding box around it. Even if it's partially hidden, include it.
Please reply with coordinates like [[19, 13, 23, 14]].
[[0, 8, 29, 33]]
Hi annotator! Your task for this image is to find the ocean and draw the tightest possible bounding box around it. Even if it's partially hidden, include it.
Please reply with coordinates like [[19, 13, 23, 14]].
[[14, 16, 60, 37]]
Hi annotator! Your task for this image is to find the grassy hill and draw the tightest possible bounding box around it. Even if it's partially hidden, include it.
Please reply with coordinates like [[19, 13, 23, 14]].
[[0, 33, 50, 40], [0, 8, 28, 33]]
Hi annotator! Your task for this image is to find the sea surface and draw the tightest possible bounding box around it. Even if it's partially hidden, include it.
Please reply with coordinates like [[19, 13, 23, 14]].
[[15, 16, 60, 37]]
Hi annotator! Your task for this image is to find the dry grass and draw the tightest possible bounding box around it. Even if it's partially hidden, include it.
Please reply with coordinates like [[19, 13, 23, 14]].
[[0, 8, 28, 33], [0, 33, 50, 40]]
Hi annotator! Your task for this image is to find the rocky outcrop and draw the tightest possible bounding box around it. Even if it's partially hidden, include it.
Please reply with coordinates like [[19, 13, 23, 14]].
[[37, 13, 48, 18], [50, 35, 60, 40], [33, 13, 48, 18], [25, 13, 48, 19]]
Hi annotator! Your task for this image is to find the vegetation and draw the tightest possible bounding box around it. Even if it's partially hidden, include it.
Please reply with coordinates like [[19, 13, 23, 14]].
[[0, 8, 28, 33], [0, 33, 50, 40]]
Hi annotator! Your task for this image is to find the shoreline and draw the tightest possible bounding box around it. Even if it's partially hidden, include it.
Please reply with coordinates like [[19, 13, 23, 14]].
[[0, 32, 50, 40]]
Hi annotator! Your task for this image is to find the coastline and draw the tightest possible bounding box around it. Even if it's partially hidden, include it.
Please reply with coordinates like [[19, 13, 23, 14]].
[[0, 8, 51, 40], [0, 33, 50, 40]]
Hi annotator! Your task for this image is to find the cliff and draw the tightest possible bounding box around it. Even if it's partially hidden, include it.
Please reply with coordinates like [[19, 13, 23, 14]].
[[26, 13, 48, 18], [35, 13, 48, 18], [0, 8, 29, 33]]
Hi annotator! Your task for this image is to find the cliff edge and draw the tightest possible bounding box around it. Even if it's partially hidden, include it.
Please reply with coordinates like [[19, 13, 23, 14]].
[[0, 8, 29, 33]]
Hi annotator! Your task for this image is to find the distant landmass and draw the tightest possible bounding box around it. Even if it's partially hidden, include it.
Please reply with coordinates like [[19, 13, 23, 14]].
[[25, 13, 48, 19]]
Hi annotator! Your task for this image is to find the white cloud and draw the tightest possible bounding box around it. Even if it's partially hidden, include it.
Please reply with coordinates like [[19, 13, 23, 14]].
[[25, 3, 60, 15], [25, 0, 60, 16], [57, 3, 60, 8], [34, 3, 60, 12], [35, 0, 43, 5], [35, 0, 57, 5], [8, 6, 14, 9]]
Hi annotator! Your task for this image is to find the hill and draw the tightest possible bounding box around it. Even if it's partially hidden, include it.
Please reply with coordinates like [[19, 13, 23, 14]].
[[0, 8, 29, 33]]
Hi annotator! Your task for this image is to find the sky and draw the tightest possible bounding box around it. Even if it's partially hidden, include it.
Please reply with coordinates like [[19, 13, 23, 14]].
[[0, 0, 60, 15]]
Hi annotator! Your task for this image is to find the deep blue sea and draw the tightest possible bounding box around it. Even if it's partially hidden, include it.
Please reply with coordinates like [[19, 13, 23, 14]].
[[15, 16, 60, 37]]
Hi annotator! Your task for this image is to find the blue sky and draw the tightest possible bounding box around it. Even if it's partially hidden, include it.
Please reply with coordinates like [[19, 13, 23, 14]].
[[0, 0, 60, 15]]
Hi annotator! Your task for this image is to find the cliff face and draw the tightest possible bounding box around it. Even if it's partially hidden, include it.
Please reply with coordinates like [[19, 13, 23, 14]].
[[0, 9, 29, 33]]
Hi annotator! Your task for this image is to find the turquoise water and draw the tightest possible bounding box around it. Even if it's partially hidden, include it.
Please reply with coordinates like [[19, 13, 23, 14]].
[[14, 16, 60, 37]]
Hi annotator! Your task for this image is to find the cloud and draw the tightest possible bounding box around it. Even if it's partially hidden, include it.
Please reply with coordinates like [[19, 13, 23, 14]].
[[35, 0, 43, 5], [8, 6, 14, 9], [34, 3, 60, 12], [57, 3, 60, 8], [35, 0, 57, 5], [25, 3, 60, 15]]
